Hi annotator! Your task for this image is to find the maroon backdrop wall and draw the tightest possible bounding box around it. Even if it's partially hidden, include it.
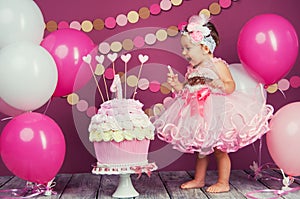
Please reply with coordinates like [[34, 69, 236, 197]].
[[1, 0, 300, 175]]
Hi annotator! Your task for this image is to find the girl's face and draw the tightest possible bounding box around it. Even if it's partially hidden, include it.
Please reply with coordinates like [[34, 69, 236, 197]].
[[180, 35, 208, 67]]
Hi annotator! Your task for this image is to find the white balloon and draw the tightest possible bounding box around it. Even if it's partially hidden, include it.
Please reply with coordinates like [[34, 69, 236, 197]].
[[229, 63, 267, 101], [0, 0, 45, 48], [229, 63, 259, 91], [0, 42, 58, 111]]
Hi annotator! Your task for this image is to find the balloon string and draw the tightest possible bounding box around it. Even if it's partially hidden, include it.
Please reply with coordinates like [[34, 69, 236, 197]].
[[1, 116, 13, 122], [258, 137, 262, 167], [246, 187, 300, 199], [132, 63, 144, 99], [42, 97, 52, 115], [278, 88, 286, 99], [0, 180, 57, 198]]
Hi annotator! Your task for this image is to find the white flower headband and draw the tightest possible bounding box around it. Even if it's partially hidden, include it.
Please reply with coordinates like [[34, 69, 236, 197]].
[[181, 14, 217, 53]]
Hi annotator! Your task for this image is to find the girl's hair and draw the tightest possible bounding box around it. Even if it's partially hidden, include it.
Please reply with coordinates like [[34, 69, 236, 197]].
[[182, 17, 219, 52], [205, 22, 220, 47]]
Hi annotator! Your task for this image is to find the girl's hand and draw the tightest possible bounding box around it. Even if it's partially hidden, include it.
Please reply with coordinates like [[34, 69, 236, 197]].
[[208, 79, 225, 91], [167, 73, 183, 92]]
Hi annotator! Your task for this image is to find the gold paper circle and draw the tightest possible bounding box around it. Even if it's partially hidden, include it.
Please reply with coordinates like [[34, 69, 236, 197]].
[[110, 41, 123, 52], [46, 20, 57, 32], [122, 39, 134, 51], [199, 9, 211, 18], [266, 84, 278, 93], [67, 93, 79, 105], [139, 7, 150, 19], [160, 82, 171, 94], [95, 64, 105, 76], [81, 20, 93, 32], [153, 103, 165, 116], [171, 0, 182, 6], [156, 29, 168, 41], [144, 108, 154, 117], [209, 2, 221, 15], [93, 19, 105, 30], [167, 26, 179, 37], [118, 72, 125, 83], [127, 11, 139, 24], [127, 75, 138, 87]]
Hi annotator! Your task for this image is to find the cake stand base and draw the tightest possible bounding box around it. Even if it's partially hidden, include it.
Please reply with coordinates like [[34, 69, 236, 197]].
[[112, 174, 139, 198]]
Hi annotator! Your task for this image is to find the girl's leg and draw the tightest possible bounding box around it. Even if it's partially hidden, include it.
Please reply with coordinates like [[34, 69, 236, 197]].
[[206, 149, 230, 193], [180, 154, 209, 189]]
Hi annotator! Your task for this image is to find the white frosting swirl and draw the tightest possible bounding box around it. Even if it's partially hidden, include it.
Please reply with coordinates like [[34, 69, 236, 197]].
[[89, 99, 155, 142]]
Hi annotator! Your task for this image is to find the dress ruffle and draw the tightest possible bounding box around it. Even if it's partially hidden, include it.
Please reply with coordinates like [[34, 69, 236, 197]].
[[153, 58, 273, 155]]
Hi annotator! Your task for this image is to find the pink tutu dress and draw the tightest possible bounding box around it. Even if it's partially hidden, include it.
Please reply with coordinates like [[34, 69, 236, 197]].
[[154, 58, 273, 155]]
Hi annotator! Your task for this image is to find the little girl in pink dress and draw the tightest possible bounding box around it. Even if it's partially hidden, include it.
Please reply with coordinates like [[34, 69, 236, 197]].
[[154, 14, 273, 193]]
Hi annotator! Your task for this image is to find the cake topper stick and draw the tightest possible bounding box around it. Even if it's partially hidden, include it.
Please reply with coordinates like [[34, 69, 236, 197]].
[[103, 74, 110, 101], [121, 53, 132, 98], [124, 62, 127, 98], [108, 53, 117, 75], [132, 54, 149, 99], [82, 54, 105, 102]]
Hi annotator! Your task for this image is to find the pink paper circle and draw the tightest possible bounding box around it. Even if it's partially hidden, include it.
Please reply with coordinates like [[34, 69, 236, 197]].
[[138, 78, 150, 90], [99, 42, 111, 54], [160, 0, 172, 11], [86, 106, 97, 117], [219, 0, 232, 8], [133, 36, 145, 48], [163, 96, 173, 107], [149, 81, 161, 92], [145, 33, 157, 45], [58, 21, 69, 29], [116, 14, 128, 26], [150, 4, 161, 15], [290, 76, 300, 88], [278, 79, 290, 91], [105, 17, 116, 29], [178, 21, 187, 31], [76, 100, 88, 112], [104, 68, 115, 79], [70, 21, 81, 30]]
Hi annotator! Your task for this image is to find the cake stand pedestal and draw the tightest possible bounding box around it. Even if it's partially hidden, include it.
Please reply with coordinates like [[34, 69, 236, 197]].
[[92, 162, 157, 198], [112, 173, 139, 198]]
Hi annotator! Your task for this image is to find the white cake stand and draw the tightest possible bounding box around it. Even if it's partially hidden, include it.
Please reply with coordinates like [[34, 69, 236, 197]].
[[112, 173, 139, 198], [92, 162, 157, 198]]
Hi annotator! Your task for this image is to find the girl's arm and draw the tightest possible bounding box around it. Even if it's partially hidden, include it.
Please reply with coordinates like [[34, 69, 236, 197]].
[[210, 61, 235, 94]]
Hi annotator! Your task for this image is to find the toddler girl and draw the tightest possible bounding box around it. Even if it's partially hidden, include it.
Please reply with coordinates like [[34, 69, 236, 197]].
[[154, 14, 273, 193]]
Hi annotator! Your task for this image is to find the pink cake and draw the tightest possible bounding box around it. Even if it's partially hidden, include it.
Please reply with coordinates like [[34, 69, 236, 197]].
[[88, 98, 156, 174]]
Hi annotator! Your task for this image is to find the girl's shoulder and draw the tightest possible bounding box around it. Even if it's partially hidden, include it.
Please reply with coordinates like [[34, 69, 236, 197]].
[[212, 57, 229, 67]]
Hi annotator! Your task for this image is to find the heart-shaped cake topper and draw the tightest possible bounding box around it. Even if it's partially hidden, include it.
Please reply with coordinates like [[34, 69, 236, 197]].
[[95, 55, 104, 64], [82, 54, 92, 64], [107, 53, 118, 62], [121, 53, 132, 63], [138, 54, 149, 64]]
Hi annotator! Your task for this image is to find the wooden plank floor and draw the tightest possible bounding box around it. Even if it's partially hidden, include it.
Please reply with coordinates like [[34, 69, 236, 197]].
[[1, 170, 300, 199]]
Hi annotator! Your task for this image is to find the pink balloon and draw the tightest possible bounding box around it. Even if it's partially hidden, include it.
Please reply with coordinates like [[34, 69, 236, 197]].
[[267, 102, 300, 176], [0, 112, 66, 184], [41, 29, 96, 97], [237, 14, 298, 85], [0, 98, 24, 117]]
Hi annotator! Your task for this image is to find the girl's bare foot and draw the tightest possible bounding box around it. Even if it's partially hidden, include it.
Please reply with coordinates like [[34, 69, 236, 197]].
[[180, 179, 205, 189], [206, 182, 230, 193]]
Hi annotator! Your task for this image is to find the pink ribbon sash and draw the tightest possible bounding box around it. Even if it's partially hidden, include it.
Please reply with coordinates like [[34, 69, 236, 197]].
[[182, 88, 210, 117]]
